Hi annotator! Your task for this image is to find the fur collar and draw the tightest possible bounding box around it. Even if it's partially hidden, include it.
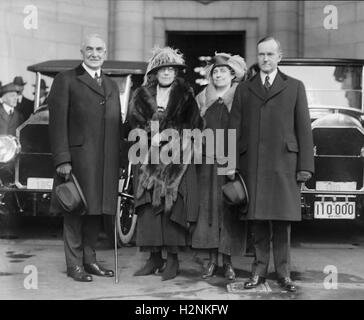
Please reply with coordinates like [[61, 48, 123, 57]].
[[129, 77, 202, 131], [129, 78, 203, 213], [196, 82, 238, 116]]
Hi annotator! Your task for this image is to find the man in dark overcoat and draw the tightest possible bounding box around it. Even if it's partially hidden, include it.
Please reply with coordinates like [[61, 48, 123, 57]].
[[230, 37, 314, 292], [13, 76, 34, 122], [0, 83, 24, 136], [48, 34, 120, 282], [0, 83, 24, 186]]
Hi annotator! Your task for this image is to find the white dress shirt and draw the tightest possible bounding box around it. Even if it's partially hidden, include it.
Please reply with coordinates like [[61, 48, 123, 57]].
[[82, 62, 101, 79], [2, 102, 14, 115], [260, 68, 278, 87]]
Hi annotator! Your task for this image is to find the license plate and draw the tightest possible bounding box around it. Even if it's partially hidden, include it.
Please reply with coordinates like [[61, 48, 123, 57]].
[[315, 181, 357, 191], [314, 201, 355, 219], [27, 178, 53, 190]]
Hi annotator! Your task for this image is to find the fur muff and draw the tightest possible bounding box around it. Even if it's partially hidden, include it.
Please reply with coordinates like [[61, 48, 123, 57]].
[[128, 77, 203, 212]]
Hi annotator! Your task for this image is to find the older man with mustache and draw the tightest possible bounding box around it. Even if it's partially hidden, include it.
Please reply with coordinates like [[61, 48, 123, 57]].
[[48, 34, 121, 282]]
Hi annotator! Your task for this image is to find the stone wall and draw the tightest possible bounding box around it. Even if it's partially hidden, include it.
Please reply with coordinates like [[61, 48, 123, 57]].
[[0, 0, 108, 99], [2, 0, 363, 101], [111, 0, 272, 66], [304, 1, 364, 58]]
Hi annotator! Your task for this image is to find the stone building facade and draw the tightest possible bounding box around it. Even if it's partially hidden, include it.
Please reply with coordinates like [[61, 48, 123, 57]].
[[0, 0, 363, 97]]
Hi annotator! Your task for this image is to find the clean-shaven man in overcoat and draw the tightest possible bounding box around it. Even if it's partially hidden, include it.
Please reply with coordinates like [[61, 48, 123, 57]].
[[48, 34, 120, 282], [230, 37, 314, 292]]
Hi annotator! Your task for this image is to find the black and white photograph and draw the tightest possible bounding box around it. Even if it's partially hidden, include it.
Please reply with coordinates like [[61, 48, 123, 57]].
[[1, 0, 364, 306]]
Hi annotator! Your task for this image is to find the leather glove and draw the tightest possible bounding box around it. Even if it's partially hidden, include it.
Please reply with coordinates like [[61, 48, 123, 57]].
[[56, 163, 72, 181], [296, 170, 312, 182]]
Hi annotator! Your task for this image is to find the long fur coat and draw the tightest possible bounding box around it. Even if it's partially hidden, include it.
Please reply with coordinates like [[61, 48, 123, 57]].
[[128, 78, 204, 212]]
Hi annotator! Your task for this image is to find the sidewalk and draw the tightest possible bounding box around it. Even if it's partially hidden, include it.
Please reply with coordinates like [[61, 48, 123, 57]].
[[1, 238, 364, 300]]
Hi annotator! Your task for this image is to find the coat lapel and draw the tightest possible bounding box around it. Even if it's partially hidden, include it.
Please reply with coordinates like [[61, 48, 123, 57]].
[[76, 64, 105, 97], [102, 75, 114, 101], [248, 74, 266, 101], [265, 70, 288, 102], [0, 104, 9, 122], [248, 70, 288, 103]]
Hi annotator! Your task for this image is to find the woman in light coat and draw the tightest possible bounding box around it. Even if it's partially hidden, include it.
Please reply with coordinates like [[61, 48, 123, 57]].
[[192, 53, 247, 280]]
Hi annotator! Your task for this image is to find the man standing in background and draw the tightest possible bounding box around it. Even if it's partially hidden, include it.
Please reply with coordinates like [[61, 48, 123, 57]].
[[13, 76, 33, 121]]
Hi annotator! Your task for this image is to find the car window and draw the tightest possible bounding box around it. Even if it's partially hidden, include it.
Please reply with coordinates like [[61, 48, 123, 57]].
[[279, 65, 363, 111]]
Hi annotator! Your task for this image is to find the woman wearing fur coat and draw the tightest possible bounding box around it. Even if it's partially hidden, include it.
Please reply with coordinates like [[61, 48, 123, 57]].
[[128, 47, 204, 281], [191, 53, 247, 281]]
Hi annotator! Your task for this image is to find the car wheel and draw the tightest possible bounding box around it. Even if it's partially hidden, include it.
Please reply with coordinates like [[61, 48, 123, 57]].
[[103, 195, 136, 248]]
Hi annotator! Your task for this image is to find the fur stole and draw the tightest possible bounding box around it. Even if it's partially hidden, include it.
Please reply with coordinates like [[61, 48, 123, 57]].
[[128, 78, 203, 212], [128, 77, 203, 132], [196, 82, 238, 117]]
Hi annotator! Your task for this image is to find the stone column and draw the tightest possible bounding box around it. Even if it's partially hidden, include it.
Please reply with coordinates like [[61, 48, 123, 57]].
[[267, 1, 302, 57], [108, 0, 145, 60]]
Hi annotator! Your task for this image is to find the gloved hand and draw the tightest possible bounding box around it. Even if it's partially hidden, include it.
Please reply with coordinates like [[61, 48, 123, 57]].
[[56, 163, 72, 181], [296, 170, 312, 182]]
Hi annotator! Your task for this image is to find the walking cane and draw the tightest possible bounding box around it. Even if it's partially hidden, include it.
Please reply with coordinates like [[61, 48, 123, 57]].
[[114, 195, 121, 284]]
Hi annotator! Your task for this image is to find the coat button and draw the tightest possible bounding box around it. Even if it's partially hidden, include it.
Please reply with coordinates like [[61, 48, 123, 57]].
[[100, 100, 105, 105]]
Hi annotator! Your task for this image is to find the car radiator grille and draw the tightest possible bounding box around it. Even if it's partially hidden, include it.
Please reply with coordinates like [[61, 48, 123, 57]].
[[17, 124, 54, 186], [306, 128, 364, 190]]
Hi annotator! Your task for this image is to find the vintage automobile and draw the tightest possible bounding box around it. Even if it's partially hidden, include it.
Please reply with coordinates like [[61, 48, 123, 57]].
[[279, 58, 364, 223], [2, 57, 364, 244], [0, 59, 146, 245]]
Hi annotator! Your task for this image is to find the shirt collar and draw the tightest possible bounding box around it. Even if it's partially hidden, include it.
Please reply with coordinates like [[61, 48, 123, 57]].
[[260, 68, 278, 86], [2, 103, 14, 115], [82, 62, 101, 78]]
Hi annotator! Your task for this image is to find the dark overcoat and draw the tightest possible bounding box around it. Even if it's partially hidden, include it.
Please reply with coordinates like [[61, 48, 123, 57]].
[[229, 70, 314, 221], [48, 64, 121, 216], [0, 104, 24, 135], [17, 97, 34, 121]]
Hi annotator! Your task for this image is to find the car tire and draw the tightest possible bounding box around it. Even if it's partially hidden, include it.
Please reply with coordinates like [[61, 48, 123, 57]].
[[103, 196, 136, 248]]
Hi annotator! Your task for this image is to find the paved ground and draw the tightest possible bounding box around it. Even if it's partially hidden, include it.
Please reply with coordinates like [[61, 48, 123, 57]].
[[1, 218, 364, 300]]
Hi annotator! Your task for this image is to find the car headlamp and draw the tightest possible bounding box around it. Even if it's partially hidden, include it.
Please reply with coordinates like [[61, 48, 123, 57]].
[[0, 135, 21, 163]]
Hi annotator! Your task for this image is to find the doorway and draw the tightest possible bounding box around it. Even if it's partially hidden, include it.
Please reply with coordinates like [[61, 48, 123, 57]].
[[167, 31, 245, 93]]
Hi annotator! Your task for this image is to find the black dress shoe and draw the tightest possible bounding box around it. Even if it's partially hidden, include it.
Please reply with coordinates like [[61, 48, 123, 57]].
[[134, 258, 165, 276], [223, 263, 236, 281], [67, 265, 93, 282], [202, 262, 218, 279], [84, 263, 114, 277], [244, 275, 266, 289], [278, 277, 297, 292]]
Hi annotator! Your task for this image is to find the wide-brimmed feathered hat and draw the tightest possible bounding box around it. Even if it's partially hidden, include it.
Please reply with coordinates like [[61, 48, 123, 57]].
[[207, 52, 247, 82], [144, 46, 186, 84]]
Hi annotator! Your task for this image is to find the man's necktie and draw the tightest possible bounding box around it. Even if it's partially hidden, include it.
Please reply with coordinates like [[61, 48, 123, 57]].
[[95, 72, 102, 86], [264, 75, 271, 92]]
